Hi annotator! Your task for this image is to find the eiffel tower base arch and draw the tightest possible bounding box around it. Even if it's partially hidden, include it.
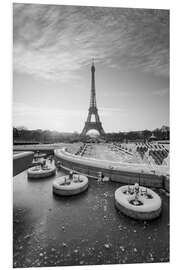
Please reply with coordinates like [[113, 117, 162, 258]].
[[81, 121, 105, 136]]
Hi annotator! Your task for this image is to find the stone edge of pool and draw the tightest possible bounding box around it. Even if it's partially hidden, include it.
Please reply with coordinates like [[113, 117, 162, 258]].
[[13, 151, 34, 177], [54, 148, 169, 192]]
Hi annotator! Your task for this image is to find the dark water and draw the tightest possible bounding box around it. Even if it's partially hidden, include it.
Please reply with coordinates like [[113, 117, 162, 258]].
[[13, 169, 169, 268]]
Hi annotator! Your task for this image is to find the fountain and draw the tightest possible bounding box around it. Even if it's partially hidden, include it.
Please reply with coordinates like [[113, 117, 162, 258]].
[[115, 183, 162, 220], [27, 160, 56, 179], [53, 172, 88, 196]]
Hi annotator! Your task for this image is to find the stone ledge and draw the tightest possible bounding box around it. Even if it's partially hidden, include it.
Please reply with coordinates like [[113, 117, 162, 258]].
[[54, 148, 165, 188]]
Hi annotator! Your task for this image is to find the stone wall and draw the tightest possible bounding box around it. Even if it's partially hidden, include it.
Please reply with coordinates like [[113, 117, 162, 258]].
[[13, 151, 34, 177]]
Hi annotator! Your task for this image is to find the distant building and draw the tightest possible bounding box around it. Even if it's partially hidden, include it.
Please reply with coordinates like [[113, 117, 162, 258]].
[[148, 132, 157, 142]]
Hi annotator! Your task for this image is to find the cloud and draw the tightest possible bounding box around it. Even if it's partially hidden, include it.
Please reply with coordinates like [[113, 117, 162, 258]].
[[99, 107, 127, 117], [13, 102, 87, 119], [13, 102, 125, 121], [152, 88, 169, 96], [13, 102, 128, 131], [13, 102, 88, 131], [13, 4, 169, 81]]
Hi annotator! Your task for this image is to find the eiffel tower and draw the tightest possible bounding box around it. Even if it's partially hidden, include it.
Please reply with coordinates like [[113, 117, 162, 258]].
[[81, 61, 105, 136]]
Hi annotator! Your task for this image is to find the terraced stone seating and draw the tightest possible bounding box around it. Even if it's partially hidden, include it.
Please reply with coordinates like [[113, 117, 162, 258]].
[[149, 151, 157, 164], [161, 145, 169, 153], [113, 143, 133, 156], [161, 150, 169, 160], [136, 146, 148, 159], [162, 150, 168, 158], [155, 151, 164, 163], [149, 151, 161, 165], [148, 149, 168, 165], [75, 143, 87, 156]]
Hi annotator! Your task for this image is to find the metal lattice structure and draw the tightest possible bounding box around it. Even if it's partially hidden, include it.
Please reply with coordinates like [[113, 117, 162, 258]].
[[81, 61, 105, 136]]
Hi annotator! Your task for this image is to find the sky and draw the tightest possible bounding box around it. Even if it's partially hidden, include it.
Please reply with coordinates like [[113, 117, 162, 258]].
[[13, 4, 169, 133]]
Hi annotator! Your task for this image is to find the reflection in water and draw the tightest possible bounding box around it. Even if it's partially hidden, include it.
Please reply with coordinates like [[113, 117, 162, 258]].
[[13, 169, 169, 268]]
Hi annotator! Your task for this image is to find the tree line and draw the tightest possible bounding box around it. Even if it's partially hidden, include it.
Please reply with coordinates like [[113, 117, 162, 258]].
[[13, 126, 169, 144]]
